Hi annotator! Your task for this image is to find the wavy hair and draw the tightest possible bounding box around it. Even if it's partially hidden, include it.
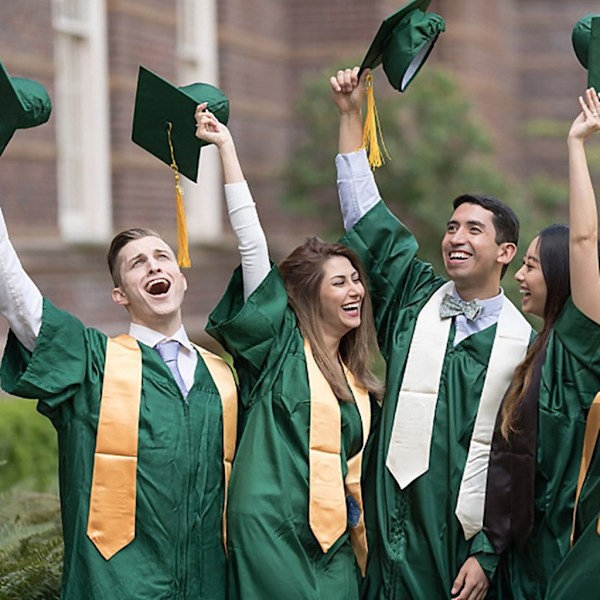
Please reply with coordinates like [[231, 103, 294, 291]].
[[278, 237, 384, 403]]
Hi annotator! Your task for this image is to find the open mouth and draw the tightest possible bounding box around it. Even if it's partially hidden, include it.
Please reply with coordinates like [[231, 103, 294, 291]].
[[448, 251, 472, 261], [145, 278, 171, 296], [342, 302, 361, 316], [519, 288, 531, 299]]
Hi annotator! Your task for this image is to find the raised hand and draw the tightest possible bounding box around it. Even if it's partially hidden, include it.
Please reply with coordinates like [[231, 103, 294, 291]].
[[330, 67, 369, 115], [194, 102, 233, 148], [569, 88, 600, 141]]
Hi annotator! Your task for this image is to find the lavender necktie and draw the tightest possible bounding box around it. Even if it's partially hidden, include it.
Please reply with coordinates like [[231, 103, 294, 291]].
[[154, 340, 188, 397]]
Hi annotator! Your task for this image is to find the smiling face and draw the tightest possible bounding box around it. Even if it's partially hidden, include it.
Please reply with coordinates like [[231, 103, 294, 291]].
[[514, 236, 547, 318], [318, 256, 365, 344], [111, 235, 188, 335], [441, 202, 516, 300]]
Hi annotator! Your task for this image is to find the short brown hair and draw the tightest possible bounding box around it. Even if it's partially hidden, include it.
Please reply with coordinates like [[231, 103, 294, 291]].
[[107, 227, 163, 286]]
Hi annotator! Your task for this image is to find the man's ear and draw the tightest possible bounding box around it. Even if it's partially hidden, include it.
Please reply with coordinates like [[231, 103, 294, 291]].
[[497, 241, 517, 267], [112, 286, 130, 307]]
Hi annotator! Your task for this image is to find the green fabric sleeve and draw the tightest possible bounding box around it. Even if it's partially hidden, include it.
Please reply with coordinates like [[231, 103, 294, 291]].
[[340, 201, 420, 319], [469, 530, 500, 581], [1, 299, 98, 402], [206, 265, 291, 378], [339, 200, 444, 359], [554, 297, 600, 382]]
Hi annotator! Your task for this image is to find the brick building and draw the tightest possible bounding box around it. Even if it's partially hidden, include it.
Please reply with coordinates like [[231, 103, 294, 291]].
[[0, 0, 596, 353]]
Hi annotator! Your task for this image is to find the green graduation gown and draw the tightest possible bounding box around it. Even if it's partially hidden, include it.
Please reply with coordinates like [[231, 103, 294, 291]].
[[207, 266, 369, 600], [341, 201, 504, 599], [545, 433, 600, 599], [0, 300, 227, 600], [492, 299, 600, 599]]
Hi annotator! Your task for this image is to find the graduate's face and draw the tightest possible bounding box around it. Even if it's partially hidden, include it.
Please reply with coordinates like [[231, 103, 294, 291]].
[[514, 236, 547, 318], [111, 236, 188, 333], [318, 256, 364, 341], [442, 202, 515, 299]]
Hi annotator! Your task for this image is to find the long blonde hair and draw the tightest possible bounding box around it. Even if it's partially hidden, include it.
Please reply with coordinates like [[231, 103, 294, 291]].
[[278, 237, 384, 403]]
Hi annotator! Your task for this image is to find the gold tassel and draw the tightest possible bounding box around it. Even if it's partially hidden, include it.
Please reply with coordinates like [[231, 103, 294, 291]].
[[362, 73, 390, 170], [167, 122, 191, 268]]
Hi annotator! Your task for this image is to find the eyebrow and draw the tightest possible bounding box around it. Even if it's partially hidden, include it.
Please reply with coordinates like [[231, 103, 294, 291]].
[[126, 253, 145, 266], [447, 219, 486, 228], [523, 255, 540, 263]]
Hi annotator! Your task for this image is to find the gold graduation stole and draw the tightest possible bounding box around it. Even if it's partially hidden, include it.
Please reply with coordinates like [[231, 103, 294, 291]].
[[571, 391, 600, 544], [87, 334, 142, 560], [305, 340, 371, 575], [87, 335, 237, 560]]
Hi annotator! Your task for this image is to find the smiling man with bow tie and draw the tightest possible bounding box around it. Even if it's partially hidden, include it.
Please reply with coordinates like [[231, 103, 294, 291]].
[[330, 59, 534, 599]]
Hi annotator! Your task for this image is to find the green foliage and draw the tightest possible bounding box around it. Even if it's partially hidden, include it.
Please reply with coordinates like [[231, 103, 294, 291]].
[[282, 62, 588, 315], [0, 490, 63, 599], [0, 398, 58, 492], [524, 118, 569, 138], [283, 66, 512, 270]]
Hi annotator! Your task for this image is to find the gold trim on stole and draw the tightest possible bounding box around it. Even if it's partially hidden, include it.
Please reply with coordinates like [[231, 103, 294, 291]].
[[571, 391, 600, 544], [305, 339, 370, 574], [87, 334, 142, 560]]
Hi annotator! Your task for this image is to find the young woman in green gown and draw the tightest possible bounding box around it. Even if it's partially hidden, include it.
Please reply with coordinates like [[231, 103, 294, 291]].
[[484, 88, 600, 599], [194, 105, 383, 599]]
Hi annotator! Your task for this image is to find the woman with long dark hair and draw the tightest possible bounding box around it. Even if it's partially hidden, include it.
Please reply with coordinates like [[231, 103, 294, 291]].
[[194, 106, 383, 599], [484, 88, 600, 599]]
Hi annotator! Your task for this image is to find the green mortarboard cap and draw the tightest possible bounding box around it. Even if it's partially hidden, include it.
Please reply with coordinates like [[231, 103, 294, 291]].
[[573, 15, 600, 91], [359, 0, 445, 92], [131, 65, 229, 182], [0, 62, 51, 156]]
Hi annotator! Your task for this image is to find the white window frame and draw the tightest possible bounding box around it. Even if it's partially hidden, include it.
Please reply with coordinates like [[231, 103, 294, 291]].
[[176, 0, 222, 242], [52, 0, 111, 243]]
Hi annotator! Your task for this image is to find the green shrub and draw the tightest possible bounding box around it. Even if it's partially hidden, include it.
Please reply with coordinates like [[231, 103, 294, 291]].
[[0, 398, 58, 492], [0, 489, 63, 599]]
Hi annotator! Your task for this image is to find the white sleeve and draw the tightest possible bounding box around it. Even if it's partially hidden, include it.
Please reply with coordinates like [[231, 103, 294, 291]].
[[0, 208, 42, 351], [336, 148, 382, 231], [224, 181, 270, 301]]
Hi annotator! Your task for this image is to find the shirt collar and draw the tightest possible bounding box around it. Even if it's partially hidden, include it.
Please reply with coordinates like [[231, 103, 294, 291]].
[[452, 287, 505, 319], [128, 323, 194, 353]]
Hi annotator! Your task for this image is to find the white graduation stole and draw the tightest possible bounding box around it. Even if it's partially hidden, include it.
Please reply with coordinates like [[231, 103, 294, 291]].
[[385, 281, 530, 539]]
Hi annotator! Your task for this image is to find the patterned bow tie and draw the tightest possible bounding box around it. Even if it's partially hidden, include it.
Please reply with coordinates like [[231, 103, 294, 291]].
[[439, 293, 482, 321]]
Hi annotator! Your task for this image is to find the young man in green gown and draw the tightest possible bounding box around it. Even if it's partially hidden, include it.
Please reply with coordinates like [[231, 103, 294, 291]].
[[0, 69, 234, 599], [330, 67, 533, 600]]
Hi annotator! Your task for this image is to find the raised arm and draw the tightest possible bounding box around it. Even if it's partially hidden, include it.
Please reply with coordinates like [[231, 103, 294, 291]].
[[567, 88, 600, 323], [330, 67, 381, 231], [194, 103, 269, 301], [0, 208, 42, 351]]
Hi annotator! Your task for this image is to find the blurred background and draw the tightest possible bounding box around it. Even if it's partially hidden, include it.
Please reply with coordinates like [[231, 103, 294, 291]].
[[0, 1, 599, 595]]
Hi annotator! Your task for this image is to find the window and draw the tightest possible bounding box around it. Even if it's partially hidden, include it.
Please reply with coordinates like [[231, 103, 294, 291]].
[[177, 0, 222, 242], [53, 0, 111, 242]]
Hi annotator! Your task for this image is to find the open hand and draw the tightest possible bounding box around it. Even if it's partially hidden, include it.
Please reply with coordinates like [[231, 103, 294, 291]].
[[569, 88, 600, 141]]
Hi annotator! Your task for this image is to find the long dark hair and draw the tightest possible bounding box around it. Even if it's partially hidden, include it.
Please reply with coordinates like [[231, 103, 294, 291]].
[[278, 237, 384, 403], [501, 225, 570, 437]]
